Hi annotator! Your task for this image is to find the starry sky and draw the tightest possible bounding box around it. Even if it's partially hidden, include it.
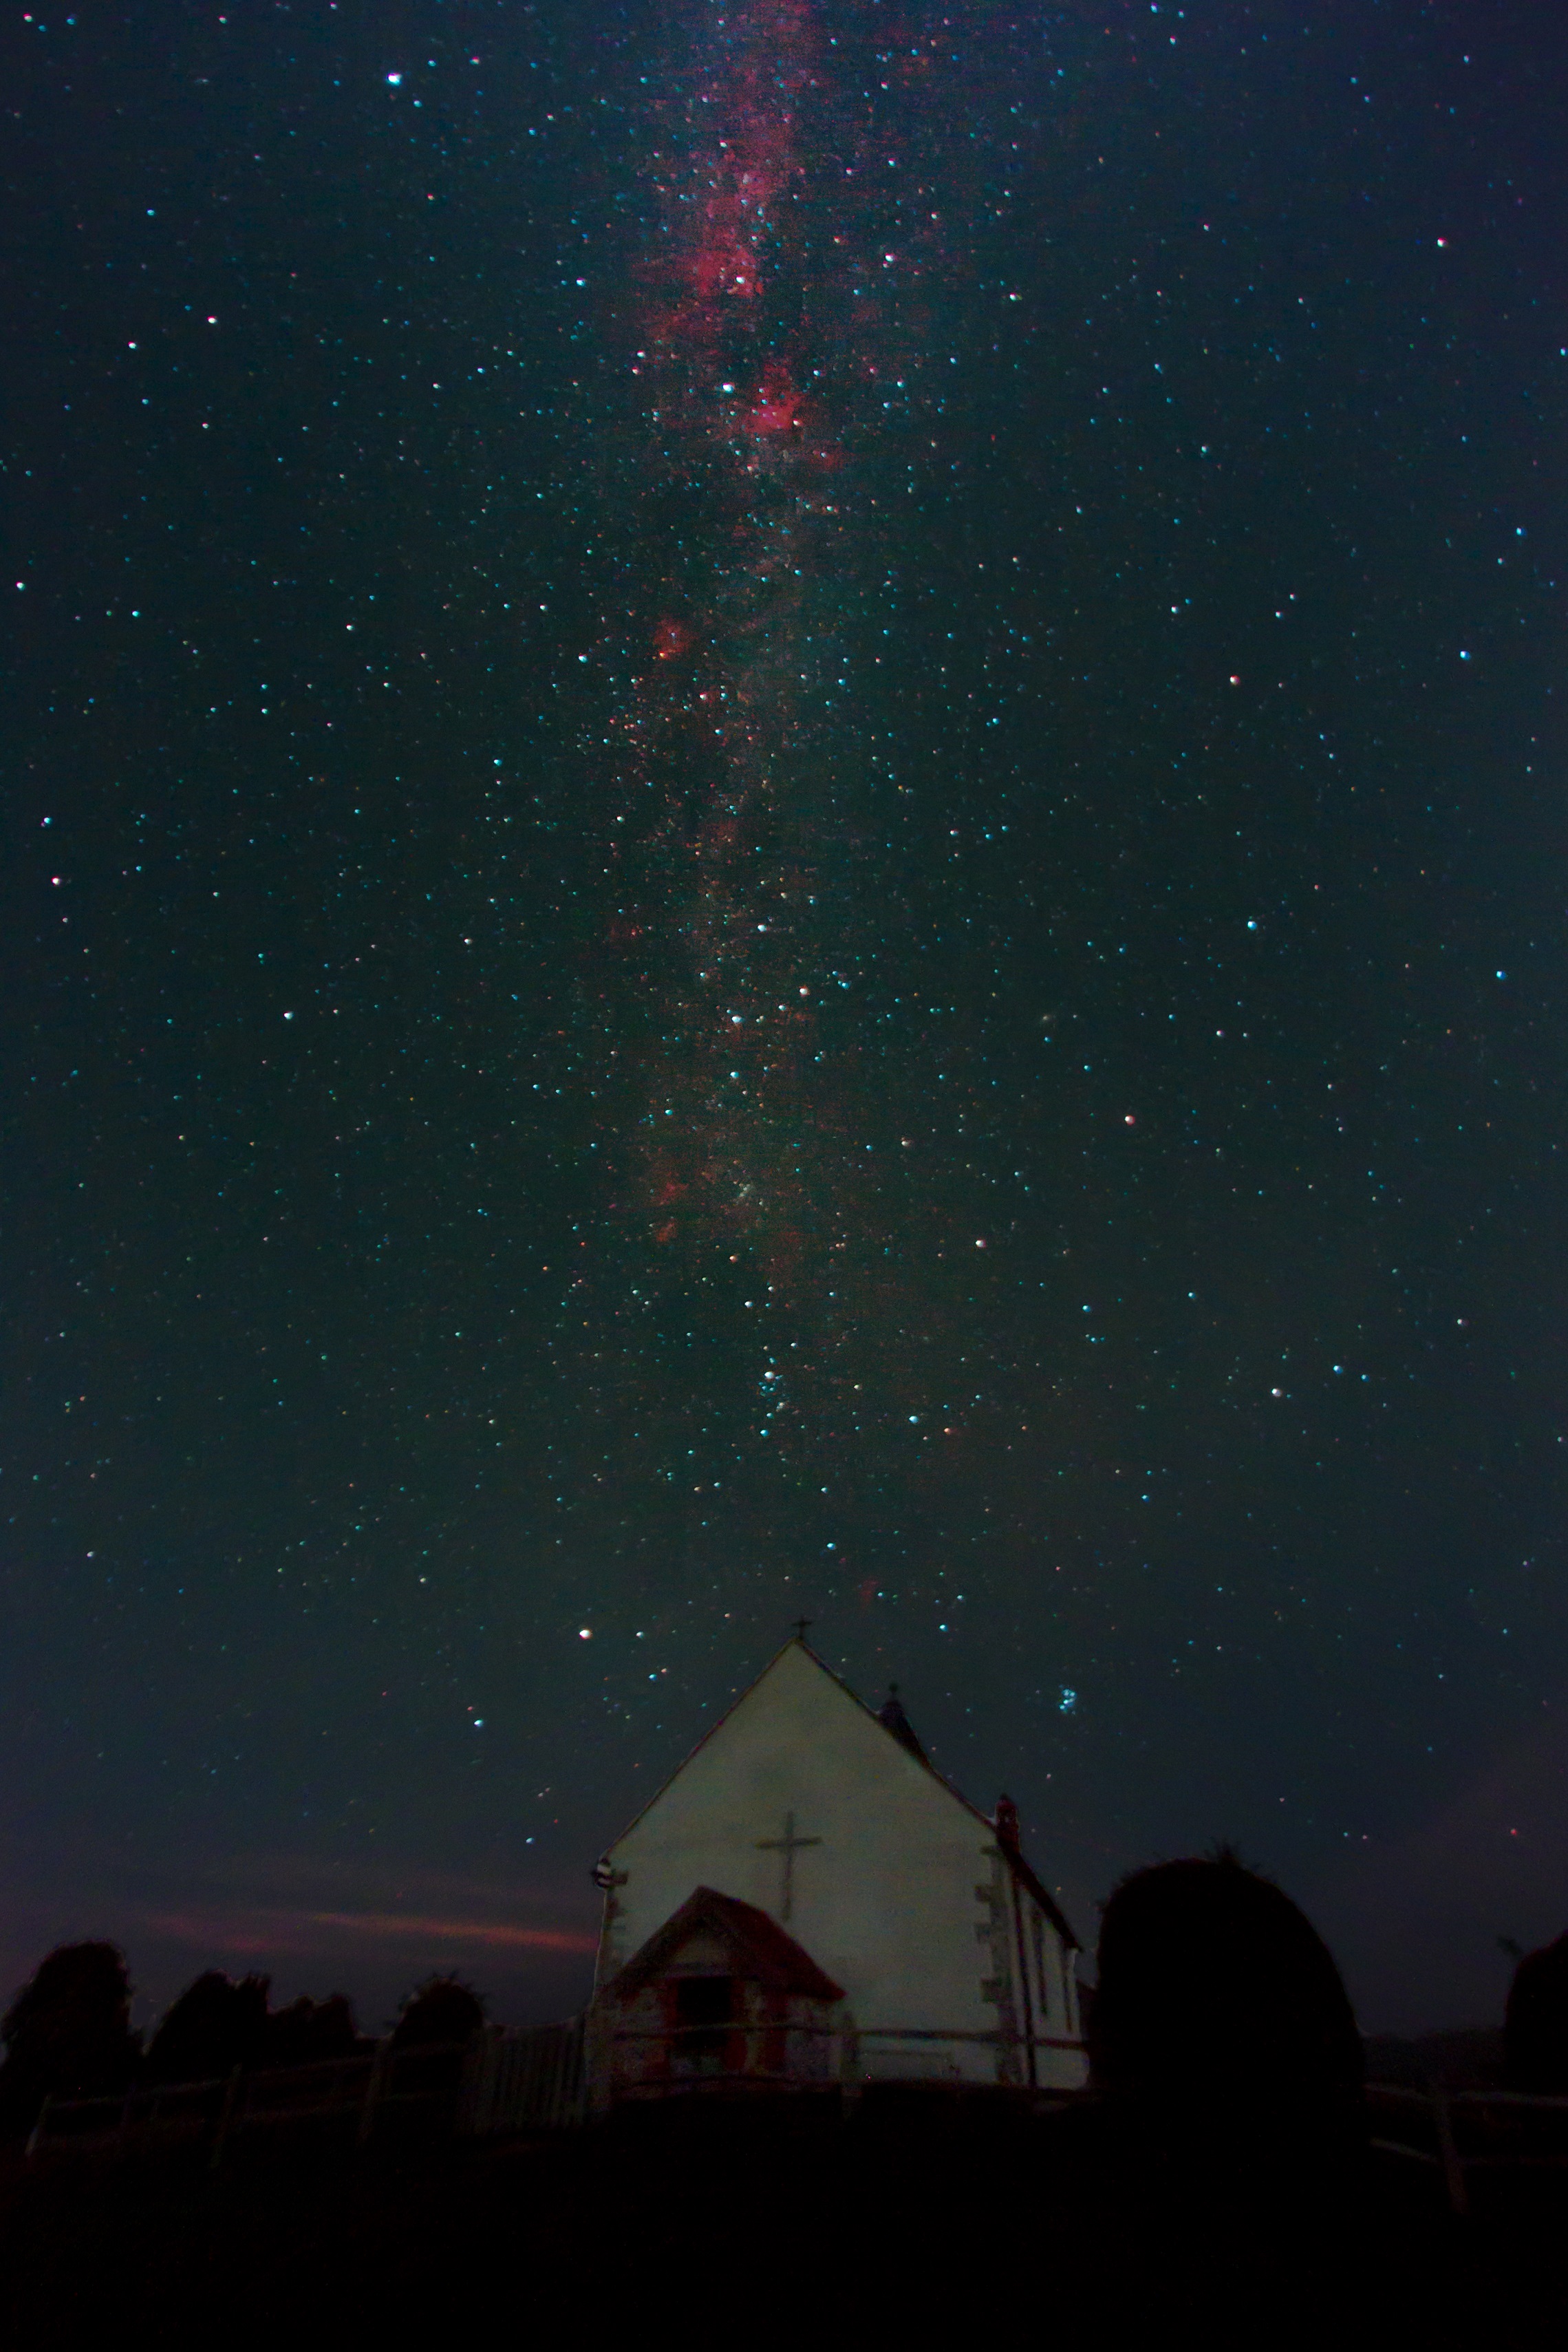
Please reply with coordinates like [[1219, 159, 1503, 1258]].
[[5, 0, 1567, 2040]]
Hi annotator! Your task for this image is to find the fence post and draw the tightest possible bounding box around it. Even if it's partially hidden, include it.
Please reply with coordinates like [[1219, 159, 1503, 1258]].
[[1433, 2089, 1470, 2219], [459, 2028, 497, 2137], [837, 2015, 862, 2117], [210, 2064, 244, 2174], [358, 2040, 390, 2148]]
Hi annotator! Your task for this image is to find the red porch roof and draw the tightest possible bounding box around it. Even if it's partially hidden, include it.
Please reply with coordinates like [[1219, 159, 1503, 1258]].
[[604, 1885, 845, 2006]]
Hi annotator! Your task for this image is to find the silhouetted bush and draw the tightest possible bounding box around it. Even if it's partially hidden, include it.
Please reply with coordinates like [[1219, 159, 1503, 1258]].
[[144, 1971, 271, 2083], [390, 1974, 486, 2049], [0, 1942, 141, 2132], [258, 1991, 361, 2069], [1090, 1852, 1363, 2159], [1505, 1932, 1568, 2094]]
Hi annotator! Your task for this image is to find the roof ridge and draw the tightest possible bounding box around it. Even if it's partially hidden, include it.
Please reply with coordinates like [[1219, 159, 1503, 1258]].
[[596, 1633, 811, 1858]]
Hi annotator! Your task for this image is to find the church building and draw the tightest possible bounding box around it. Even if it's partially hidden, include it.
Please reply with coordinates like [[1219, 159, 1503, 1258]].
[[588, 1636, 1085, 2106]]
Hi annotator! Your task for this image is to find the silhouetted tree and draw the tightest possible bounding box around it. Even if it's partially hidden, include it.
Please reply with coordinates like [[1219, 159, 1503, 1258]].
[[1505, 1932, 1568, 2093], [390, 1974, 486, 2049], [258, 1991, 361, 2068], [0, 1943, 140, 2132], [144, 1971, 271, 2083], [1090, 1851, 1363, 2160]]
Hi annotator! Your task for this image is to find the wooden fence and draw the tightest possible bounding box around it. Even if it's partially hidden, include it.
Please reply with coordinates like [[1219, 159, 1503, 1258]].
[[25, 2039, 477, 2168], [460, 2018, 586, 2137], [590, 2017, 1088, 2101], [32, 2046, 1567, 2196], [1367, 2081, 1568, 2216]]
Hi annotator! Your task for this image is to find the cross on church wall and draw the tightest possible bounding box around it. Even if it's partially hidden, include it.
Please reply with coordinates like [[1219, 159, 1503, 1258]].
[[755, 1809, 821, 1923]]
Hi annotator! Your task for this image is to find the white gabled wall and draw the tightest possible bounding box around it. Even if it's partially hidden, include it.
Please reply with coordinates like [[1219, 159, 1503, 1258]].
[[596, 1643, 1086, 2089]]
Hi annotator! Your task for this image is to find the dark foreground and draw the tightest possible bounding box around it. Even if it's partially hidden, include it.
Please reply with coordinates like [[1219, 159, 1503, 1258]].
[[2, 2095, 1565, 2349]]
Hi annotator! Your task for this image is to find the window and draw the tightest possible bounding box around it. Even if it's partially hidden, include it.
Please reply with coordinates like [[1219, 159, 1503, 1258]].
[[674, 1974, 734, 2072]]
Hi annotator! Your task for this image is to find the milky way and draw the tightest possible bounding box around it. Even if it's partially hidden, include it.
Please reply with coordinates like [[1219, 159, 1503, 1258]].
[[612, 0, 863, 1314], [559, 0, 1014, 1517], [590, 0, 941, 1396]]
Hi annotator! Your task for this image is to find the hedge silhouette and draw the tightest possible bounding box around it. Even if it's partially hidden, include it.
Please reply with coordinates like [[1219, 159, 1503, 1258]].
[[144, 1971, 271, 2082], [1505, 1932, 1568, 2094], [0, 1942, 141, 2132], [390, 1974, 486, 2049], [258, 1991, 363, 2068], [1089, 1852, 1363, 2158]]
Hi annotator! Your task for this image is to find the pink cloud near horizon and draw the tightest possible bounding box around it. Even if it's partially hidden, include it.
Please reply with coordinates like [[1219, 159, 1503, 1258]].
[[139, 1907, 598, 1959]]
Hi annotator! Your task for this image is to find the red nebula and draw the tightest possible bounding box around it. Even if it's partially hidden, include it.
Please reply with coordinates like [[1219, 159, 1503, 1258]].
[[686, 238, 758, 301], [744, 369, 802, 436]]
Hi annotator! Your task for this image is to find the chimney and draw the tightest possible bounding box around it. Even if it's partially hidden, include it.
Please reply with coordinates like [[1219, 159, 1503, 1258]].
[[994, 1794, 1021, 1854], [876, 1683, 930, 1765]]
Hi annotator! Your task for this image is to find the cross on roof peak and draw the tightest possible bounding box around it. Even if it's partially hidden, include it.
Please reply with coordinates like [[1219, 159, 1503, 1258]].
[[755, 1808, 822, 1922]]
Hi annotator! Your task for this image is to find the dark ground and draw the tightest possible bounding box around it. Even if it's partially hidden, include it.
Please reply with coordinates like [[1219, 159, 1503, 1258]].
[[1, 2099, 1565, 2349]]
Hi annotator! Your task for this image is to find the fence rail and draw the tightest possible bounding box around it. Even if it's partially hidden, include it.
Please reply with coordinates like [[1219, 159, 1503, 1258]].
[[25, 2040, 479, 2168], [1367, 2082, 1568, 2216], [592, 2016, 1089, 2104], [603, 2023, 1086, 2050]]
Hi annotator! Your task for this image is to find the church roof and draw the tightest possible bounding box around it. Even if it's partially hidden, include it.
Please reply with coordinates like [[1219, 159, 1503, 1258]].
[[604, 1885, 845, 2004], [600, 1636, 1082, 1952]]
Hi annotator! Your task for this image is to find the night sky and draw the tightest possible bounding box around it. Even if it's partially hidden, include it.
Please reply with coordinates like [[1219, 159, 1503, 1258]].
[[6, 0, 1567, 2041]]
